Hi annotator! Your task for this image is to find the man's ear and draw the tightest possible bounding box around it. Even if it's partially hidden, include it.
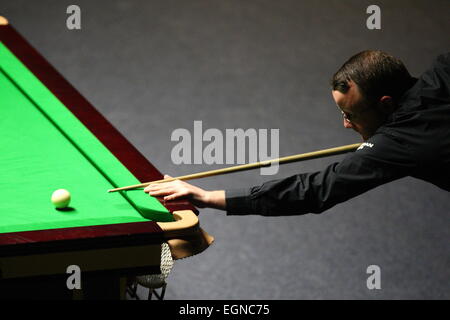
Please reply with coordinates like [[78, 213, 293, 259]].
[[379, 96, 395, 114]]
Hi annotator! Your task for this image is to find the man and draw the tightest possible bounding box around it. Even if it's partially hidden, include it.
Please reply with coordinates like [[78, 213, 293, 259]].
[[145, 51, 450, 216]]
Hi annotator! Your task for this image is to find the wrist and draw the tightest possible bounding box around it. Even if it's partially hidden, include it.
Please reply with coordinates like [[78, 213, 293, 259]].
[[205, 190, 226, 210]]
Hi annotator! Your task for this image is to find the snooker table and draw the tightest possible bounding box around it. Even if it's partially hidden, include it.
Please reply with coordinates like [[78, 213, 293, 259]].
[[0, 17, 213, 299]]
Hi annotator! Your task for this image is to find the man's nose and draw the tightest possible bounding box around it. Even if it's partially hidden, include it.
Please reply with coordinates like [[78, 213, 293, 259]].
[[343, 119, 353, 129]]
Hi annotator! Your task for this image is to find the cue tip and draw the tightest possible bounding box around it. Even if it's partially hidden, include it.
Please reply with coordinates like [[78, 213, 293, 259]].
[[0, 16, 9, 25]]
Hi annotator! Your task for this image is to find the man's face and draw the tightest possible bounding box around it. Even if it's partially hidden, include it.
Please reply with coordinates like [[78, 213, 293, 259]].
[[332, 81, 386, 141]]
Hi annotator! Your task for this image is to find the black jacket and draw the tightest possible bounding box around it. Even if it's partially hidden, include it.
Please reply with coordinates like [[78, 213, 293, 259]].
[[226, 53, 450, 216]]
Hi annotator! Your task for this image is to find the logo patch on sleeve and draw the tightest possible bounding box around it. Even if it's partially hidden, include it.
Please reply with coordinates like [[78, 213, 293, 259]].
[[357, 142, 374, 150]]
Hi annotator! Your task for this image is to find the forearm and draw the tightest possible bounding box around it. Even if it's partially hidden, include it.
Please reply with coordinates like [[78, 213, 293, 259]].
[[205, 190, 226, 210], [224, 144, 411, 216]]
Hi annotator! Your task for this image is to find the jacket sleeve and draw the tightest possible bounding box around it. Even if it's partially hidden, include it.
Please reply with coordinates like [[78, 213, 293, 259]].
[[225, 133, 416, 216]]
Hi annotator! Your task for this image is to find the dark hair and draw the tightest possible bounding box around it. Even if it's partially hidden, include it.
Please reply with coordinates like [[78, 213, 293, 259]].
[[331, 50, 414, 103]]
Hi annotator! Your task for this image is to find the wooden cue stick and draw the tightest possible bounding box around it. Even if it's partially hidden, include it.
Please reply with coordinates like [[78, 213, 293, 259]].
[[108, 142, 361, 193]]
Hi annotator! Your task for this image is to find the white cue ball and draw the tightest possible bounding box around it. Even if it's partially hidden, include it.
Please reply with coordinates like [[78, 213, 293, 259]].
[[51, 189, 71, 209]]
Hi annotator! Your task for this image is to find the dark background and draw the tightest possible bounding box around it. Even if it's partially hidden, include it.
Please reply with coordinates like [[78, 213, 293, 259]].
[[1, 0, 449, 299]]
